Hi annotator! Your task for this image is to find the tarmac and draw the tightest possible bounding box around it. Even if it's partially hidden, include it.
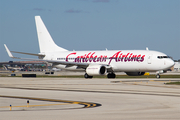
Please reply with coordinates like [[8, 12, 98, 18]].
[[0, 77, 180, 120]]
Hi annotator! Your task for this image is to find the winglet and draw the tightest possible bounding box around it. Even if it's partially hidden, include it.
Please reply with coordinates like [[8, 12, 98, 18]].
[[4, 44, 14, 58]]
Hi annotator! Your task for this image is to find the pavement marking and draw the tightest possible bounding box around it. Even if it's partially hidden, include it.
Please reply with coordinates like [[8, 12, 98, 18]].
[[0, 103, 70, 108], [0, 95, 102, 110]]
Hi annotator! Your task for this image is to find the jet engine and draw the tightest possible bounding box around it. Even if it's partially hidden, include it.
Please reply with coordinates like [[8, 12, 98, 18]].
[[86, 65, 107, 76], [125, 72, 145, 76]]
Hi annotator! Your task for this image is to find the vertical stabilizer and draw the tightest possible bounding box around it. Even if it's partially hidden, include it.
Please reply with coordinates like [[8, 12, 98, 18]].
[[35, 16, 68, 53]]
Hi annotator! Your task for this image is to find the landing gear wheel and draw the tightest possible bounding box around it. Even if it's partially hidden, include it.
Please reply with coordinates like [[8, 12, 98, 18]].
[[107, 73, 116, 78], [84, 73, 93, 79], [156, 74, 160, 79]]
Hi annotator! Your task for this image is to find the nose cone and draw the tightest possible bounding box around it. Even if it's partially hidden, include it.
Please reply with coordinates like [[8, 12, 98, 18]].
[[167, 59, 175, 68]]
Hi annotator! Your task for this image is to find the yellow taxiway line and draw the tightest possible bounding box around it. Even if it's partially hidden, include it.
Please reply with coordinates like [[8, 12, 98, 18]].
[[0, 103, 70, 108], [0, 95, 101, 110]]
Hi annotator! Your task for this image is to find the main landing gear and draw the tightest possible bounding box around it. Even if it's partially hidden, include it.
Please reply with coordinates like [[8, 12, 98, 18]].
[[84, 73, 93, 79], [107, 73, 116, 78], [84, 73, 116, 79]]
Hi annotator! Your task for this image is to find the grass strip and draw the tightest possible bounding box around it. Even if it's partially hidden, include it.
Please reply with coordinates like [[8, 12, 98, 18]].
[[165, 82, 180, 85]]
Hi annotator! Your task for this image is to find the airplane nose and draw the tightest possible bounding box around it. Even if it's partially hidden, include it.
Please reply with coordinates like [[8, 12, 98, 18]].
[[167, 59, 175, 68]]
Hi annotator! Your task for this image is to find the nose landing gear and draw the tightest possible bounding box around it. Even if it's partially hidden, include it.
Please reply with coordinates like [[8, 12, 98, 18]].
[[156, 70, 164, 79], [156, 74, 160, 79]]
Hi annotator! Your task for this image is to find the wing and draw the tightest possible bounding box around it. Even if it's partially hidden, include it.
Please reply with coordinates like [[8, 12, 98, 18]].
[[4, 44, 89, 69]]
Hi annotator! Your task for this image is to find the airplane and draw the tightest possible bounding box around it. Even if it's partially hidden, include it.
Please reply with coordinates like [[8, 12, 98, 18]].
[[51, 67, 61, 72], [4, 16, 175, 78], [3, 65, 24, 71]]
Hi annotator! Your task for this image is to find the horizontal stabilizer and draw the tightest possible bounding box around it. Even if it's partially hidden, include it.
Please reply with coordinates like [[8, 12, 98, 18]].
[[4, 44, 45, 59]]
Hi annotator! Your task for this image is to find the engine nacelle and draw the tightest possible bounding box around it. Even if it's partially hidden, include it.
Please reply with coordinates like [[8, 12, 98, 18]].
[[86, 65, 106, 76], [125, 72, 145, 76]]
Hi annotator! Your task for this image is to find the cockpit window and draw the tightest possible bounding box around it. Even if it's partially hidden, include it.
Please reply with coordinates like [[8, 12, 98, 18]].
[[157, 56, 170, 59]]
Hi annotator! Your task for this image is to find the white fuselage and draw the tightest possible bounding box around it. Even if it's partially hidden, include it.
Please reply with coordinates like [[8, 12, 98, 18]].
[[43, 50, 174, 72]]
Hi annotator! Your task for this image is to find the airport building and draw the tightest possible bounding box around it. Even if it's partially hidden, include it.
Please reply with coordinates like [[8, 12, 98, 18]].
[[0, 61, 48, 71], [174, 62, 180, 71]]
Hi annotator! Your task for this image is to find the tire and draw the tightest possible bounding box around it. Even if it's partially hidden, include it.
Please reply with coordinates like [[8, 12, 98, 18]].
[[84, 73, 93, 79], [107, 73, 116, 78], [156, 74, 160, 79]]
